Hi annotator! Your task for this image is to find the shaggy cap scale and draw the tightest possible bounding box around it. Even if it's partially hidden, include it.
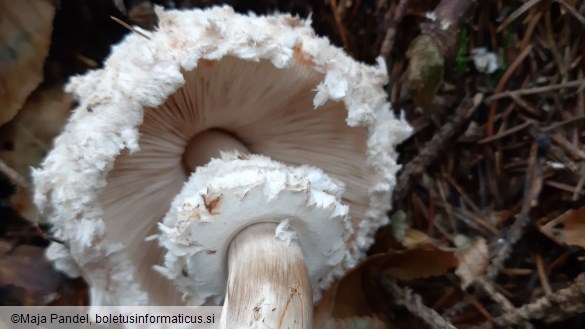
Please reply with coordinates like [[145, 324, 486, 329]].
[[157, 153, 353, 304]]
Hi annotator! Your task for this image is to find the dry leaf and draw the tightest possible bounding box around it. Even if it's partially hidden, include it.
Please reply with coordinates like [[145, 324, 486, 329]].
[[0, 88, 73, 221], [455, 237, 489, 288], [0, 241, 59, 305], [539, 207, 585, 248], [0, 88, 73, 178], [315, 229, 459, 327], [0, 240, 87, 306], [0, 0, 55, 125], [402, 229, 436, 250]]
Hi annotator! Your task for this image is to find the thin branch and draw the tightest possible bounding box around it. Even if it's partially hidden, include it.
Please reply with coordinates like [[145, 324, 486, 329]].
[[555, 0, 585, 27], [490, 273, 585, 326], [380, 278, 457, 329], [0, 158, 30, 191], [393, 94, 483, 204], [497, 0, 542, 32], [110, 16, 151, 40], [485, 79, 585, 103], [486, 44, 533, 136], [472, 278, 535, 328], [486, 143, 543, 280], [380, 0, 410, 58]]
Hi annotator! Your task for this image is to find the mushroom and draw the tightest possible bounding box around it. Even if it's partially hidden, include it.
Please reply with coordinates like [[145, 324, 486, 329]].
[[159, 152, 352, 327], [32, 5, 411, 327]]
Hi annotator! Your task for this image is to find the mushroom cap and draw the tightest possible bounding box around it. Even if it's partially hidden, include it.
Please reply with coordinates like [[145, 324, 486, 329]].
[[157, 152, 352, 304], [33, 6, 412, 305]]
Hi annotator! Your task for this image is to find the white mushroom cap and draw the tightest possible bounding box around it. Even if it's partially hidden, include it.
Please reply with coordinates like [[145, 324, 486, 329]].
[[157, 152, 352, 304], [33, 6, 412, 306]]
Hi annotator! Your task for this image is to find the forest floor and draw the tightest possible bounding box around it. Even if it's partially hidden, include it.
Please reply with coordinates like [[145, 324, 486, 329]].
[[1, 0, 584, 328]]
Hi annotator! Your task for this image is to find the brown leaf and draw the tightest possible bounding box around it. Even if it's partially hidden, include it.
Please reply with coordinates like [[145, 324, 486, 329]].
[[315, 229, 458, 326], [385, 249, 458, 281], [0, 89, 73, 179], [0, 88, 73, 221], [0, 241, 61, 305], [0, 1, 55, 125], [401, 228, 436, 250], [539, 206, 585, 248], [0, 240, 87, 305]]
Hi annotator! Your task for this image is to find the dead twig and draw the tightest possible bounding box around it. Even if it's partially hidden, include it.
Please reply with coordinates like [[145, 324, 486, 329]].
[[497, 0, 542, 33], [478, 120, 534, 144], [535, 253, 553, 296], [474, 278, 516, 312], [554, 0, 585, 27], [485, 79, 585, 102], [542, 114, 585, 132], [380, 0, 410, 59], [110, 16, 151, 40], [489, 273, 585, 326], [379, 278, 457, 329], [393, 94, 483, 204], [328, 0, 349, 49], [546, 180, 585, 195], [420, 0, 479, 58], [472, 278, 535, 328], [486, 142, 543, 280], [573, 163, 585, 201], [486, 44, 533, 136], [544, 7, 568, 83], [0, 158, 31, 192]]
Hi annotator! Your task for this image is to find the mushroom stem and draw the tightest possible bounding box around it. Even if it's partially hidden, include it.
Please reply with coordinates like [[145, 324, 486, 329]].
[[220, 223, 313, 329], [183, 132, 313, 327], [183, 129, 248, 170]]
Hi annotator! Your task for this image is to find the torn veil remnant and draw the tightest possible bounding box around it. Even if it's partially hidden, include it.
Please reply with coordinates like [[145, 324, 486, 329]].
[[32, 5, 411, 327]]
